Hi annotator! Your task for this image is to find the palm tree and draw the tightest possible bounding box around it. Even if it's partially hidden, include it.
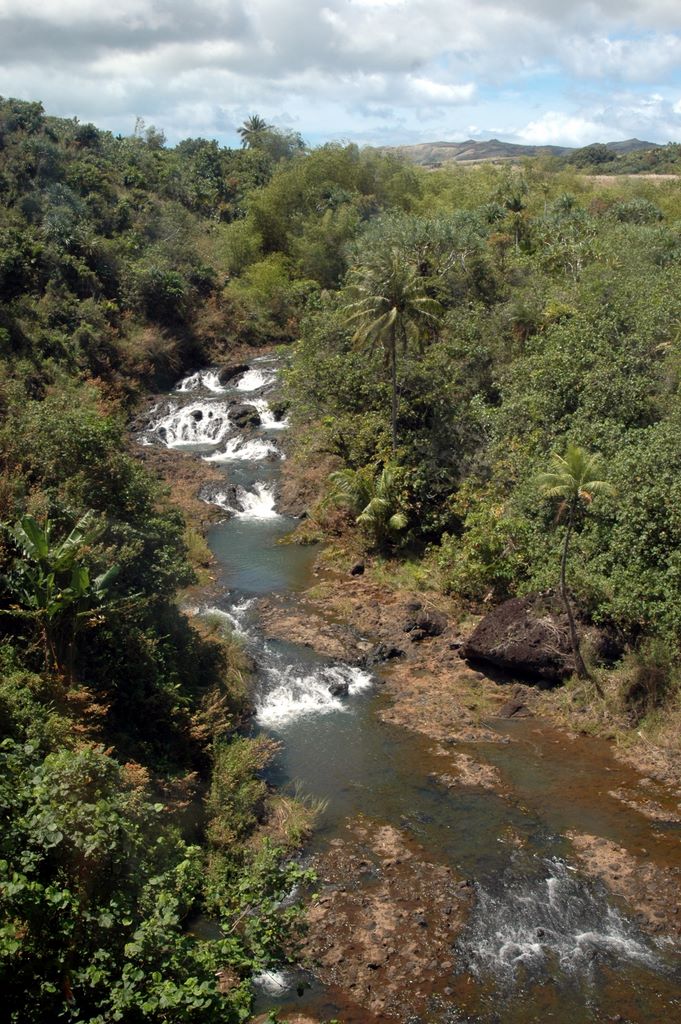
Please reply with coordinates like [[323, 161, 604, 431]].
[[326, 463, 408, 548], [237, 114, 272, 149], [343, 250, 441, 453], [537, 445, 615, 684], [356, 464, 408, 545]]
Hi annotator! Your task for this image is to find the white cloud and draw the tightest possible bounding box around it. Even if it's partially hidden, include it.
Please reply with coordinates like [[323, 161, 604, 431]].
[[518, 111, 608, 146], [0, 1, 680, 145], [407, 76, 476, 104]]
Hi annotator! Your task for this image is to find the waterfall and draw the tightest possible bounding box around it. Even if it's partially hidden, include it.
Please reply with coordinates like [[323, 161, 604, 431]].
[[203, 436, 282, 462], [249, 398, 289, 430], [236, 368, 273, 392], [175, 369, 227, 394], [234, 482, 280, 519], [151, 401, 231, 447]]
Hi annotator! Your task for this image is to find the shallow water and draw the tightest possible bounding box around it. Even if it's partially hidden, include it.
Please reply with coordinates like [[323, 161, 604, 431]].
[[143, 357, 681, 1024]]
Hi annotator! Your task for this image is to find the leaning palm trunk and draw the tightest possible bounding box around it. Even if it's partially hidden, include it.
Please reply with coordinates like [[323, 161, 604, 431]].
[[560, 503, 605, 696]]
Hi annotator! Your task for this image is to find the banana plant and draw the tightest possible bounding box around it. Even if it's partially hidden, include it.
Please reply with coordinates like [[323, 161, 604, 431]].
[[2, 511, 119, 678]]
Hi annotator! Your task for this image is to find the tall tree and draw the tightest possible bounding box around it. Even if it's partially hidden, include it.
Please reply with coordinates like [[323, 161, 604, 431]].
[[343, 250, 441, 453], [537, 445, 615, 686], [237, 114, 272, 149]]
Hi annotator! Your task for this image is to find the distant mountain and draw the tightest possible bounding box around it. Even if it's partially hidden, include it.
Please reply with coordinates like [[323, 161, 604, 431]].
[[376, 137, 659, 167]]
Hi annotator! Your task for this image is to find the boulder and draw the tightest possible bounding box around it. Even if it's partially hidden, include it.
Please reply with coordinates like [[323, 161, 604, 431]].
[[462, 592, 575, 685], [269, 398, 290, 422], [218, 363, 250, 385], [328, 679, 349, 698], [229, 403, 261, 428], [403, 608, 447, 642]]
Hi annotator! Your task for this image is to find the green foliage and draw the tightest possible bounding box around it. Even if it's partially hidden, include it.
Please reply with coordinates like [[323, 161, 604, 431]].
[[326, 463, 409, 549], [0, 737, 313, 1024], [2, 511, 118, 675], [437, 493, 532, 601], [284, 151, 681, 681], [0, 740, 228, 1023]]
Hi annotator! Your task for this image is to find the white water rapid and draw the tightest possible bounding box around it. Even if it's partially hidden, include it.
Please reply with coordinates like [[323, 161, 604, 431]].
[[151, 401, 231, 447], [176, 369, 226, 393], [255, 662, 372, 728], [234, 482, 280, 519], [249, 398, 289, 430], [460, 857, 660, 981], [203, 436, 282, 462], [237, 368, 274, 391]]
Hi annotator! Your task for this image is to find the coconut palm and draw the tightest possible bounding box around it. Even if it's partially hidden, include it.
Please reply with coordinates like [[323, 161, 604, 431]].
[[343, 250, 441, 453], [237, 114, 272, 149], [537, 445, 616, 684]]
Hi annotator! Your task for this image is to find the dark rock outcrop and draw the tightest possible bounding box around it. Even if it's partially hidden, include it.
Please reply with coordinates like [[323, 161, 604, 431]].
[[403, 607, 447, 643], [462, 592, 576, 685], [269, 398, 290, 422], [364, 643, 405, 667], [218, 363, 250, 384], [328, 679, 350, 698], [229, 403, 261, 428]]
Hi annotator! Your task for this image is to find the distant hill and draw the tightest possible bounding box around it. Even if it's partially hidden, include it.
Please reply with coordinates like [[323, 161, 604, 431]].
[[376, 138, 659, 167]]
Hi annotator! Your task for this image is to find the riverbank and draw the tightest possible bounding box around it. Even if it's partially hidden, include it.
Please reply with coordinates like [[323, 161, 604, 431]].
[[257, 554, 681, 967], [135, 355, 681, 1023]]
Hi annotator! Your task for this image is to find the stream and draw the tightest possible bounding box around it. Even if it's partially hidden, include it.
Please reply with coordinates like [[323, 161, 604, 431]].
[[141, 357, 681, 1024]]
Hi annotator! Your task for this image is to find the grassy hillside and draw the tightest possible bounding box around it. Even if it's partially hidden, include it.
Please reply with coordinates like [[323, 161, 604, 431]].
[[374, 137, 663, 169]]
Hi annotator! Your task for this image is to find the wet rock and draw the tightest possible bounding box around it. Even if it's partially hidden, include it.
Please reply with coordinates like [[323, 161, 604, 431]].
[[349, 562, 365, 576], [269, 398, 290, 422], [403, 609, 447, 642], [198, 482, 236, 511], [218, 362, 250, 384], [462, 591, 579, 684], [229, 403, 261, 428], [329, 679, 350, 698]]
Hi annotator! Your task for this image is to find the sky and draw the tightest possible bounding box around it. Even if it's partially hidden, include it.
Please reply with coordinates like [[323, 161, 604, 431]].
[[1, 0, 681, 149]]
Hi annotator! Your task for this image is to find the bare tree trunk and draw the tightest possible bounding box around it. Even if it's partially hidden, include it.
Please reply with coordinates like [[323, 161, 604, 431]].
[[560, 503, 590, 681]]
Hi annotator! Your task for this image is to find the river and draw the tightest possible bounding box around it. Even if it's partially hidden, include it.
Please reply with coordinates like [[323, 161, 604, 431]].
[[141, 356, 681, 1024]]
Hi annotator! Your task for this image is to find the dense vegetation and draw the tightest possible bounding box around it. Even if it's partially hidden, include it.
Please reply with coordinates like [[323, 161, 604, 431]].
[[567, 140, 681, 174], [279, 153, 681, 742], [2, 93, 681, 1019], [0, 97, 326, 1022]]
